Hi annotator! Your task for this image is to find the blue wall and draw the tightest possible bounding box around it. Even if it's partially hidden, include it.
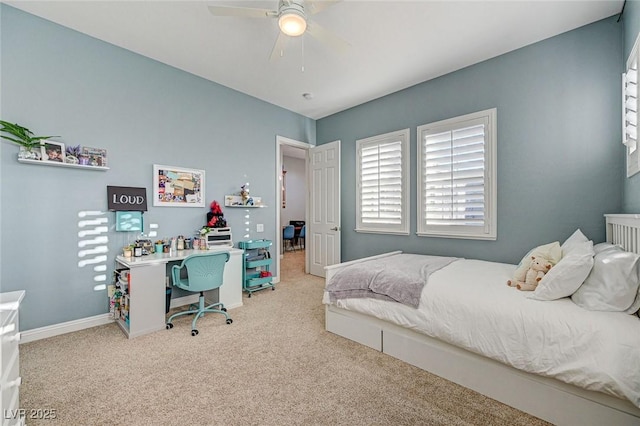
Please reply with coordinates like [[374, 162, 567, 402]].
[[0, 5, 315, 330], [623, 0, 640, 211], [317, 16, 623, 264]]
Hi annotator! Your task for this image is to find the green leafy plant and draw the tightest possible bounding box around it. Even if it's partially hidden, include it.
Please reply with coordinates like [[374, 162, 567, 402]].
[[0, 120, 59, 150]]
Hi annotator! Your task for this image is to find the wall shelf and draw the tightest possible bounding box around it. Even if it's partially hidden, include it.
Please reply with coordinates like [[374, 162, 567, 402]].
[[224, 194, 265, 208], [18, 158, 109, 171]]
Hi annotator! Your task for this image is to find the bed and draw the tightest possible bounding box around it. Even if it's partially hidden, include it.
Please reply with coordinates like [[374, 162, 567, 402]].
[[323, 214, 640, 426]]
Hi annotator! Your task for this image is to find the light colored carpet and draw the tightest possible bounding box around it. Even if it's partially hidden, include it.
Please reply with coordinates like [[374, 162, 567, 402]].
[[19, 250, 549, 425]]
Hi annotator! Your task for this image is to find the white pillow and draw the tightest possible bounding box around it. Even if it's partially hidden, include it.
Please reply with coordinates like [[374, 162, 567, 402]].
[[561, 229, 590, 256], [529, 240, 594, 301], [571, 243, 640, 313]]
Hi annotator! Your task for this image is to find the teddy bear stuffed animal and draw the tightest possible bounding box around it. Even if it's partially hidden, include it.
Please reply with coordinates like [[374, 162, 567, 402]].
[[507, 255, 552, 291]]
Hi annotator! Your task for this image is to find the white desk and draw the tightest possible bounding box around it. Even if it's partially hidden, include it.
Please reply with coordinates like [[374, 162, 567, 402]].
[[115, 247, 243, 339]]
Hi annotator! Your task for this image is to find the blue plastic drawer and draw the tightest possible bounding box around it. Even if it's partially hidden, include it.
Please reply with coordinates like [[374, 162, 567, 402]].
[[246, 276, 273, 288], [246, 258, 272, 269]]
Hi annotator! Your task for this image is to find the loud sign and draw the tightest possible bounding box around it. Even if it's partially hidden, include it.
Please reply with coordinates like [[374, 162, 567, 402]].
[[107, 186, 148, 211]]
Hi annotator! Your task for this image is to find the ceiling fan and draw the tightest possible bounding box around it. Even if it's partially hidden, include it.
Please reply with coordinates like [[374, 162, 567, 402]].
[[208, 0, 350, 61]]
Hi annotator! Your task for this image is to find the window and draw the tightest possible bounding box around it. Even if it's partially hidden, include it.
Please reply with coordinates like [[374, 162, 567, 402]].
[[624, 33, 639, 177], [417, 109, 496, 240], [356, 129, 409, 235]]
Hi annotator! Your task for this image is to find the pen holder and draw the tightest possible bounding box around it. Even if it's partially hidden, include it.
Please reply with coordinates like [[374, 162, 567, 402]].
[[155, 244, 164, 254]]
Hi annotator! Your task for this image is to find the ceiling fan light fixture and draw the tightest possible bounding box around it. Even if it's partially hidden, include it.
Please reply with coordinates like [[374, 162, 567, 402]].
[[279, 11, 307, 37]]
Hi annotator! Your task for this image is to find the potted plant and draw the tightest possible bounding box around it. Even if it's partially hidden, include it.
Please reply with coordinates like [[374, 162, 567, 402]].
[[0, 120, 59, 159], [65, 144, 81, 164]]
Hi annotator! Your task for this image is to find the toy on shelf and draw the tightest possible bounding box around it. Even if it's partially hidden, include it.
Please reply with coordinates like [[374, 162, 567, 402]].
[[206, 200, 227, 228]]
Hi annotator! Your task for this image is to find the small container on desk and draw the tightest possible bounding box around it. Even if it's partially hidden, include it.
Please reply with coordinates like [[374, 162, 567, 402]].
[[238, 239, 274, 297]]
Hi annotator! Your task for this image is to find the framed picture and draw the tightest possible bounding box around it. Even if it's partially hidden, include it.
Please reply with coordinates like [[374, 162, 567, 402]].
[[81, 146, 107, 167], [153, 164, 205, 207], [41, 141, 65, 163]]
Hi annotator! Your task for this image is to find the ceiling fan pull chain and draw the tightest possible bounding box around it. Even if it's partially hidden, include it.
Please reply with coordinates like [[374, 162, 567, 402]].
[[301, 37, 305, 72]]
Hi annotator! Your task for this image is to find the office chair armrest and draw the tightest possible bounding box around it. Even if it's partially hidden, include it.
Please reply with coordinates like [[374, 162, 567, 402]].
[[171, 263, 188, 289]]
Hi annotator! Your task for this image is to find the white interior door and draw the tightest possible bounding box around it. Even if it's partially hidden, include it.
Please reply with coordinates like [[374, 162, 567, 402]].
[[309, 140, 341, 277]]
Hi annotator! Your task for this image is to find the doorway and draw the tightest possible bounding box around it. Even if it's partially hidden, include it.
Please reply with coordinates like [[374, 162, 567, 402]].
[[275, 136, 309, 283]]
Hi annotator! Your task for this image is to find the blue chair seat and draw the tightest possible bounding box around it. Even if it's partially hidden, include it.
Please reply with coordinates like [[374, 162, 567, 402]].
[[283, 225, 296, 252], [166, 252, 232, 336]]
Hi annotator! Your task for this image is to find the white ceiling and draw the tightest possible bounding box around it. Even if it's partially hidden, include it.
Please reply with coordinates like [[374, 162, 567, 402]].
[[5, 1, 623, 119]]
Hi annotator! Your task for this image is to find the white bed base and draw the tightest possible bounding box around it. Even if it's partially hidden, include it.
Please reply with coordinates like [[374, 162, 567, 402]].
[[324, 215, 640, 426]]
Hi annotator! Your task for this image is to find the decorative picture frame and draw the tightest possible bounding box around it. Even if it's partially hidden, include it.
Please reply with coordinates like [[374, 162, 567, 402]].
[[41, 141, 65, 163], [81, 146, 108, 167], [153, 164, 205, 207]]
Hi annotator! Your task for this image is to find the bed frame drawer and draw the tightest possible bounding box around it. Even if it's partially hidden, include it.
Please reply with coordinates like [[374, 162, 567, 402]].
[[325, 305, 382, 351]]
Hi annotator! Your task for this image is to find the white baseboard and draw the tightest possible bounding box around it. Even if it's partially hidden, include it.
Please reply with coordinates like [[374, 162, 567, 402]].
[[21, 294, 237, 344], [20, 313, 113, 344]]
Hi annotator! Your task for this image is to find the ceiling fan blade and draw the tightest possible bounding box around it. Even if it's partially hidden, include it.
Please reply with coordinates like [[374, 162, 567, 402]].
[[305, 20, 350, 53], [207, 5, 277, 19], [306, 0, 342, 15], [269, 32, 289, 62]]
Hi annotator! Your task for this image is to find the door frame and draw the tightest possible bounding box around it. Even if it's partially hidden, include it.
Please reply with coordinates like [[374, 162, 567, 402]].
[[275, 135, 312, 283]]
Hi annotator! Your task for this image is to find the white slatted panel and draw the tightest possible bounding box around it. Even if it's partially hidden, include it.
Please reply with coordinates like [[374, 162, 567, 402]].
[[605, 214, 640, 254], [361, 141, 403, 225], [422, 124, 485, 226], [356, 129, 409, 235], [623, 68, 638, 153]]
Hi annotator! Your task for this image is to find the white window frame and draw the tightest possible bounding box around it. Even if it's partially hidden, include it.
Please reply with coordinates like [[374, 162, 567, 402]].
[[624, 33, 640, 177], [417, 108, 497, 240], [355, 128, 410, 235]]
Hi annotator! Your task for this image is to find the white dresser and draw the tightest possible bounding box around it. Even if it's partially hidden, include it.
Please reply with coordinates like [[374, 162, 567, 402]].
[[1, 291, 25, 426]]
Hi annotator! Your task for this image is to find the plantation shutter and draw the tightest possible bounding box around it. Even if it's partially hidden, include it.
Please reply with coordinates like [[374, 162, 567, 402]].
[[422, 123, 486, 227], [360, 140, 403, 225], [623, 59, 638, 153]]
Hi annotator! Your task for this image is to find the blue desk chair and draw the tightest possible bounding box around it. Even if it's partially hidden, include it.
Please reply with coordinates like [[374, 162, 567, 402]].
[[298, 225, 306, 249], [283, 225, 296, 251], [166, 252, 232, 336]]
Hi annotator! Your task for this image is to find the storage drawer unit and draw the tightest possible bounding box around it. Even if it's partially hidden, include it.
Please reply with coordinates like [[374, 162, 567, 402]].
[[238, 240, 274, 297]]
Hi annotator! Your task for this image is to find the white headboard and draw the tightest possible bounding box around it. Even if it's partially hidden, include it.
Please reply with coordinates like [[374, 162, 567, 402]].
[[605, 214, 640, 254]]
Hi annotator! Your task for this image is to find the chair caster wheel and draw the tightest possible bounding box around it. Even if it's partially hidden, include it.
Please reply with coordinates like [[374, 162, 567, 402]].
[[226, 318, 233, 325], [166, 323, 173, 329], [248, 293, 252, 298], [272, 287, 275, 291], [221, 307, 227, 312], [191, 329, 199, 336]]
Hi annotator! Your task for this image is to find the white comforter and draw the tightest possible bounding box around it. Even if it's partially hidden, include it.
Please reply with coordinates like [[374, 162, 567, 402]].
[[331, 258, 640, 408]]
